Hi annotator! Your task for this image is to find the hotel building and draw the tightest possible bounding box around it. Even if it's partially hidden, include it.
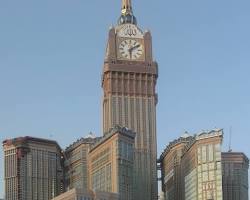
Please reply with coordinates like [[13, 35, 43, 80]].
[[3, 136, 64, 200], [102, 0, 158, 198], [64, 134, 101, 190], [159, 129, 224, 200], [158, 133, 193, 200], [222, 152, 249, 200], [88, 126, 135, 200]]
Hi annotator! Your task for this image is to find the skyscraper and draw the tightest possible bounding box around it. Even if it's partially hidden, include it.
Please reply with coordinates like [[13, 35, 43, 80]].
[[158, 134, 193, 200], [159, 129, 224, 200], [102, 1, 158, 199], [64, 134, 101, 190], [3, 137, 64, 200], [181, 130, 224, 200], [88, 126, 136, 200], [222, 152, 249, 200]]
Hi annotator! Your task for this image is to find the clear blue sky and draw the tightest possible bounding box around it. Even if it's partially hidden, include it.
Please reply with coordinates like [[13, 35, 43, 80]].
[[0, 0, 250, 198]]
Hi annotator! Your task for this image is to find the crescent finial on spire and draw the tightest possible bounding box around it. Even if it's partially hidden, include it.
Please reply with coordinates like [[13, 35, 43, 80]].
[[118, 0, 137, 25], [122, 0, 132, 15]]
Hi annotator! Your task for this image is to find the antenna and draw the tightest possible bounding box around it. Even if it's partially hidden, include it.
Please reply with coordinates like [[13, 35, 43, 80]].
[[228, 126, 232, 152]]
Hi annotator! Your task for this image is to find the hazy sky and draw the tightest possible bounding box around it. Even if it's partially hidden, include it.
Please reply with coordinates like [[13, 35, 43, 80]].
[[0, 0, 250, 198]]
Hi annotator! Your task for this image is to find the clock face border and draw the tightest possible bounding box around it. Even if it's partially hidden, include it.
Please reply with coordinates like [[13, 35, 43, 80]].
[[116, 37, 145, 61]]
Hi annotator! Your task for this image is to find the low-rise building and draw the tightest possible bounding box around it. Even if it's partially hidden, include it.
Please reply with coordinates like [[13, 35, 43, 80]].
[[52, 188, 119, 200]]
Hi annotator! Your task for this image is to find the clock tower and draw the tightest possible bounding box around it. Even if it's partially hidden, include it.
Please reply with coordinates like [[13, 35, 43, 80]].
[[102, 1, 158, 199]]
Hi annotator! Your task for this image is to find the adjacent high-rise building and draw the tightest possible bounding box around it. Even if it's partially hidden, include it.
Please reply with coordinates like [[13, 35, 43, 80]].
[[222, 152, 249, 200], [3, 136, 64, 200], [88, 126, 136, 200], [159, 130, 250, 200], [158, 133, 193, 200], [181, 130, 224, 200], [159, 129, 224, 200], [102, 1, 158, 199], [64, 134, 101, 190]]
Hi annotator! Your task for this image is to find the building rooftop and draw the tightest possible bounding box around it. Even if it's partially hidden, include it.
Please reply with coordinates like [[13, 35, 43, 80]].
[[159, 129, 224, 162], [2, 136, 62, 151], [90, 125, 136, 152], [158, 134, 194, 162], [222, 151, 249, 164], [65, 133, 102, 152], [183, 129, 223, 155]]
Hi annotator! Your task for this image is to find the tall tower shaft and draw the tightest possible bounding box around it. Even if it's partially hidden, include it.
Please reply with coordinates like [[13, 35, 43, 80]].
[[102, 1, 158, 199]]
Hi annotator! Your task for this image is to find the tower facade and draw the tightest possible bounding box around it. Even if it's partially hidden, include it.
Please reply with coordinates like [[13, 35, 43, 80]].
[[64, 135, 101, 190], [102, 1, 158, 199], [222, 152, 249, 200], [3, 137, 64, 200], [159, 129, 224, 200], [159, 135, 193, 200], [181, 130, 224, 200], [89, 126, 136, 200]]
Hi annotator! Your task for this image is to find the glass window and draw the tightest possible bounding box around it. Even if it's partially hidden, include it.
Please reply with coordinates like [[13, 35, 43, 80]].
[[215, 143, 221, 152], [197, 147, 201, 164], [202, 171, 208, 181], [202, 146, 207, 163], [208, 144, 214, 162]]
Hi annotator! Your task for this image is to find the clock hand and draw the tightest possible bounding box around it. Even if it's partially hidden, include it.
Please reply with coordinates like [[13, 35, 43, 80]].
[[129, 49, 132, 59], [129, 44, 140, 52], [134, 44, 141, 49]]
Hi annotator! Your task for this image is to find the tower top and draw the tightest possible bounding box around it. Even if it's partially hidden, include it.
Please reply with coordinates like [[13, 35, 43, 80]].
[[118, 0, 137, 25]]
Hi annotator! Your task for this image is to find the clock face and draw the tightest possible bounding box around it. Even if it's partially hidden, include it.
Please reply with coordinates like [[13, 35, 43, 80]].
[[118, 39, 143, 60]]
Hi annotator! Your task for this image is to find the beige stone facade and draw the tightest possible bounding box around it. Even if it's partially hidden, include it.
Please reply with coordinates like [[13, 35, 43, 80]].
[[181, 130, 224, 200], [88, 126, 135, 200], [159, 134, 193, 200], [102, 1, 158, 199], [159, 129, 224, 200], [3, 137, 64, 200], [222, 152, 249, 200], [64, 135, 101, 190], [52, 188, 119, 200]]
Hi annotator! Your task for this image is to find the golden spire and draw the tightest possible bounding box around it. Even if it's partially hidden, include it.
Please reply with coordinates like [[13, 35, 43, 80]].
[[118, 0, 137, 25], [121, 0, 133, 15]]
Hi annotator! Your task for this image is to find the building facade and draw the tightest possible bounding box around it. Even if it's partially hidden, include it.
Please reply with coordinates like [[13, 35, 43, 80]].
[[3, 137, 64, 200], [102, 1, 158, 199], [64, 134, 101, 190], [88, 126, 135, 200], [222, 152, 249, 200], [181, 130, 224, 200], [52, 188, 119, 200], [159, 134, 193, 200], [159, 129, 224, 200]]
